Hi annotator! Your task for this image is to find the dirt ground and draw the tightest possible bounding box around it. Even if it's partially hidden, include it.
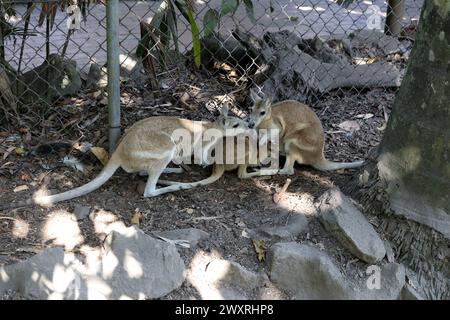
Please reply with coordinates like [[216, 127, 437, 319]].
[[0, 64, 396, 299]]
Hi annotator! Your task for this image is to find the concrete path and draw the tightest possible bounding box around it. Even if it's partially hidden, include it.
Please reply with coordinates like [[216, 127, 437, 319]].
[[4, 0, 422, 72]]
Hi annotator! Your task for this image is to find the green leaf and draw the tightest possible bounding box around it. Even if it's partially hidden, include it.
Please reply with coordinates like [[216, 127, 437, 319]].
[[166, 1, 180, 53], [243, 0, 256, 24], [203, 9, 219, 37], [185, 7, 201, 68], [221, 0, 239, 16]]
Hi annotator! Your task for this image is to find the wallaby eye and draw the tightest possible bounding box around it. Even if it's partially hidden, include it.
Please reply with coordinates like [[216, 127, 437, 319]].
[[233, 123, 239, 128], [260, 111, 266, 115]]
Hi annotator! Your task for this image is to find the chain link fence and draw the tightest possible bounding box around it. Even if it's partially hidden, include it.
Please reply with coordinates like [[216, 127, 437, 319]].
[[0, 0, 422, 157]]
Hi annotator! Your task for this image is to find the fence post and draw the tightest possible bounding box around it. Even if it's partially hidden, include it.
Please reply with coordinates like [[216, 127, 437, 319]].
[[106, 0, 121, 153]]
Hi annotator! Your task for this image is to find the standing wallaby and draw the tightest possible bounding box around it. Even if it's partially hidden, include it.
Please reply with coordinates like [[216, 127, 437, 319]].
[[0, 108, 249, 210], [247, 89, 364, 175]]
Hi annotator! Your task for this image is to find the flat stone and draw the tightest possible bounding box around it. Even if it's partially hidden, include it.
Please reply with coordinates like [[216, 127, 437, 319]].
[[101, 226, 185, 299], [0, 226, 185, 300], [186, 254, 266, 300], [249, 214, 309, 241], [362, 263, 406, 300], [317, 188, 386, 263], [73, 204, 91, 220], [268, 242, 354, 299], [152, 228, 210, 248]]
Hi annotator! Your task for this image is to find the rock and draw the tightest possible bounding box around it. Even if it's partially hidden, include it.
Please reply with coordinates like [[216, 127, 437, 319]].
[[401, 284, 424, 300], [14, 54, 82, 103], [152, 228, 210, 248], [205, 260, 260, 291], [362, 263, 406, 300], [268, 242, 354, 299], [187, 253, 266, 300], [317, 188, 386, 263], [250, 214, 308, 241], [384, 240, 395, 263], [0, 248, 82, 300], [101, 226, 185, 299], [73, 204, 91, 220], [0, 226, 185, 300], [85, 63, 107, 89]]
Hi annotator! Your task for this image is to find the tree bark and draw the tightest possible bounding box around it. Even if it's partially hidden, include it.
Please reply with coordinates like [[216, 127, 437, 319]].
[[385, 0, 406, 36], [347, 0, 450, 299], [377, 0, 450, 238]]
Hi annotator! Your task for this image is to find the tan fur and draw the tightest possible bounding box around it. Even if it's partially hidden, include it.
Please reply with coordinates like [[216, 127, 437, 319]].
[[248, 90, 364, 175], [158, 130, 278, 189], [0, 110, 248, 210]]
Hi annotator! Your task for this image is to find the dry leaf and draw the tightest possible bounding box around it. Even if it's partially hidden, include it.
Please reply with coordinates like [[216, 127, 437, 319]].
[[20, 174, 32, 182], [62, 155, 85, 172], [338, 120, 360, 132], [14, 147, 26, 156], [377, 123, 387, 131], [2, 146, 15, 160], [252, 239, 267, 262], [92, 90, 102, 99], [356, 113, 374, 119], [13, 185, 29, 193], [91, 147, 109, 166], [131, 211, 142, 226], [0, 131, 9, 137]]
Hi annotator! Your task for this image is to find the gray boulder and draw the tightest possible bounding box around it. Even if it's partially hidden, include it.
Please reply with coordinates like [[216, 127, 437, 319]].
[[268, 242, 355, 299], [317, 189, 386, 263], [0, 226, 185, 300], [250, 214, 309, 241], [100, 226, 185, 299], [14, 54, 81, 103]]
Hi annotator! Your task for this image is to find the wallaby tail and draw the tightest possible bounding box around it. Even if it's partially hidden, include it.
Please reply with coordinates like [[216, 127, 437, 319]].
[[312, 159, 365, 171], [0, 155, 120, 211], [158, 164, 226, 189]]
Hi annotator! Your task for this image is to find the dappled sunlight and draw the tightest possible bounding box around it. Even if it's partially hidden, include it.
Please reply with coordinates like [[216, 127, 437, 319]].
[[123, 249, 144, 279], [43, 210, 84, 251], [186, 250, 226, 300], [276, 192, 317, 216], [90, 209, 129, 238], [119, 53, 138, 72], [379, 145, 422, 179], [11, 218, 29, 239]]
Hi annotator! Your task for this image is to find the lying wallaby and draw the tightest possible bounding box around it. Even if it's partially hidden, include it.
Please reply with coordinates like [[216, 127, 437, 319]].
[[158, 131, 279, 189], [0, 109, 249, 210], [247, 89, 364, 175]]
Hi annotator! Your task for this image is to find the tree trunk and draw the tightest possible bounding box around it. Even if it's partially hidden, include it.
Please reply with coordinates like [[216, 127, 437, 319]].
[[378, 0, 450, 238], [349, 0, 449, 299], [385, 0, 406, 36]]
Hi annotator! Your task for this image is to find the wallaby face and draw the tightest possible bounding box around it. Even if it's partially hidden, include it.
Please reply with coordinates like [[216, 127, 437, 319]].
[[246, 90, 365, 175], [248, 89, 272, 129], [215, 106, 249, 137]]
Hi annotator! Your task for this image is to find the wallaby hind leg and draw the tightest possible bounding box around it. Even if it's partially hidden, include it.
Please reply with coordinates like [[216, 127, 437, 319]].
[[141, 157, 192, 197], [278, 141, 296, 175], [139, 167, 184, 176]]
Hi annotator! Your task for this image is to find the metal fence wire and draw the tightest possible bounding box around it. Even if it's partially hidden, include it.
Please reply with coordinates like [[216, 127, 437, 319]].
[[0, 0, 422, 151]]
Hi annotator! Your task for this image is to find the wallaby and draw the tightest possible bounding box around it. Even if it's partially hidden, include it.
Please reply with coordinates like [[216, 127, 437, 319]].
[[158, 127, 279, 189], [0, 108, 249, 210], [247, 89, 364, 175]]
